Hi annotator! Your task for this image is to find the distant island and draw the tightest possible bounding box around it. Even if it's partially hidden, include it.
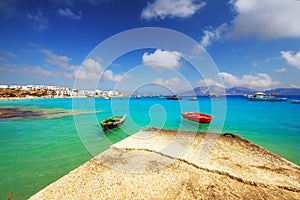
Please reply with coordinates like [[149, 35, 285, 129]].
[[179, 86, 300, 96]]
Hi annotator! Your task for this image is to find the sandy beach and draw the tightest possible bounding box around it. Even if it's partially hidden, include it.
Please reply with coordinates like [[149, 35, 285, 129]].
[[29, 129, 300, 200]]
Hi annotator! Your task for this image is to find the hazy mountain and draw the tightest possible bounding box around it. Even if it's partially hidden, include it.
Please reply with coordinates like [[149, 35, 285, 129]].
[[225, 87, 259, 95], [180, 85, 226, 96], [266, 88, 300, 95], [179, 86, 300, 96]]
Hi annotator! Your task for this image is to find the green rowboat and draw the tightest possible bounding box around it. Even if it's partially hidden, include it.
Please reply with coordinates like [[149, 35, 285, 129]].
[[101, 115, 126, 131]]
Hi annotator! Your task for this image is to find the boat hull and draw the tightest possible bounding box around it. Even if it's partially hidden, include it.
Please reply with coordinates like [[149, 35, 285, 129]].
[[291, 100, 300, 104], [188, 97, 198, 101], [248, 97, 288, 101], [181, 112, 213, 124], [101, 115, 126, 131], [167, 97, 182, 100]]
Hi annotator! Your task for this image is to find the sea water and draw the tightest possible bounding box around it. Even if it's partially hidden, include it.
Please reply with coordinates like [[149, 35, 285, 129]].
[[0, 96, 299, 199]]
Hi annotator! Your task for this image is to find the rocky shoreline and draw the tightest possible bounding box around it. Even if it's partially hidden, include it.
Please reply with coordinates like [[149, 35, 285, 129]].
[[30, 129, 300, 199]]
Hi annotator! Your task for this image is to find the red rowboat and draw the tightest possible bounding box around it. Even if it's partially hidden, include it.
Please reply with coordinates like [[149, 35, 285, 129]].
[[181, 112, 213, 124]]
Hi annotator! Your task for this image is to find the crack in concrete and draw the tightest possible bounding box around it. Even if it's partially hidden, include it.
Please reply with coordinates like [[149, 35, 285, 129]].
[[115, 147, 300, 193]]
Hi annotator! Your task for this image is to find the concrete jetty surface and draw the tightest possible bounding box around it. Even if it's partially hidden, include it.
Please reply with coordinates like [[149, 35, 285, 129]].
[[30, 129, 300, 199]]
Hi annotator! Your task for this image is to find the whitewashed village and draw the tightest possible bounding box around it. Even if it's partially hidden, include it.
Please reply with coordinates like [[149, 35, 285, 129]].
[[0, 84, 123, 98]]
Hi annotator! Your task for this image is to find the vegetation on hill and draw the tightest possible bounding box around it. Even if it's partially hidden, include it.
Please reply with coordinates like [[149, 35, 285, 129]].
[[0, 88, 55, 98]]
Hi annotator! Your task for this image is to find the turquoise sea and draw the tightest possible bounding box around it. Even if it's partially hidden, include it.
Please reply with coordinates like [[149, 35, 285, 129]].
[[0, 96, 300, 199]]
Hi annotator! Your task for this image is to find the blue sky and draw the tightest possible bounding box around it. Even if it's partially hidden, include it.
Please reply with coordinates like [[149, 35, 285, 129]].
[[0, 0, 300, 93]]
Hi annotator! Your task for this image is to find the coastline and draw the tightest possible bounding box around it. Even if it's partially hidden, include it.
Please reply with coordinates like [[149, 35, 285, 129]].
[[0, 96, 125, 101], [30, 129, 300, 200], [0, 96, 81, 101]]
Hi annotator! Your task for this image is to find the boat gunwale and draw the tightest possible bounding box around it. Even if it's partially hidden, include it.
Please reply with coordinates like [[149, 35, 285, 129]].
[[101, 114, 126, 131], [181, 112, 213, 123]]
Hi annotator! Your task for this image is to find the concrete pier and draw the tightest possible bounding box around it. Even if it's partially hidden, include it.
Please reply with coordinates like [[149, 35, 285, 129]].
[[30, 129, 300, 199]]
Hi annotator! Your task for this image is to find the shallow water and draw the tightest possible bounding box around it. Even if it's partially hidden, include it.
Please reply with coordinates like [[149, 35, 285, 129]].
[[0, 96, 299, 199]]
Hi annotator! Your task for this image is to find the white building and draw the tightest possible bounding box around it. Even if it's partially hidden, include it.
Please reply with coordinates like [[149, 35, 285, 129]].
[[9, 85, 22, 89], [107, 90, 121, 96], [0, 85, 8, 89]]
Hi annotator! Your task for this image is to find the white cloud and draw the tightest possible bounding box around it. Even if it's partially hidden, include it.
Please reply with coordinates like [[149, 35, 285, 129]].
[[0, 57, 8, 63], [74, 58, 122, 82], [40, 49, 70, 68], [27, 10, 49, 31], [154, 77, 180, 86], [197, 79, 223, 88], [5, 51, 17, 59], [141, 0, 206, 20], [0, 51, 17, 66], [228, 0, 300, 39], [58, 8, 82, 20], [280, 50, 300, 70], [200, 23, 228, 48], [75, 58, 103, 81], [103, 70, 123, 82], [142, 49, 182, 69], [252, 62, 258, 67], [203, 0, 300, 46], [290, 84, 300, 88], [275, 68, 286, 73], [22, 66, 58, 77], [219, 72, 279, 89]]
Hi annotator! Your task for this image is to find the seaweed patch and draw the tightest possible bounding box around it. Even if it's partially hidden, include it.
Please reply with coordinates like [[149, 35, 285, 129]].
[[0, 107, 102, 120]]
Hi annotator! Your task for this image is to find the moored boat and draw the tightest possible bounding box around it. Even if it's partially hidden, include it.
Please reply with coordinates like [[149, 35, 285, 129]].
[[132, 95, 141, 99], [166, 95, 182, 100], [291, 100, 300, 104], [188, 97, 198, 101], [207, 94, 218, 98], [243, 94, 252, 99], [101, 115, 126, 131], [248, 97, 288, 101], [181, 112, 213, 124], [247, 92, 288, 102]]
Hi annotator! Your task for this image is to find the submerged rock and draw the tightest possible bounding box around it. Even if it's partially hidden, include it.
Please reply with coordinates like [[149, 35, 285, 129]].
[[0, 107, 102, 120], [0, 108, 42, 119]]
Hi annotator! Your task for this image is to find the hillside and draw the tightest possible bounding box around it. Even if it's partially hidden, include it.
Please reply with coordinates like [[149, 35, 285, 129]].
[[0, 88, 55, 98], [179, 86, 300, 96]]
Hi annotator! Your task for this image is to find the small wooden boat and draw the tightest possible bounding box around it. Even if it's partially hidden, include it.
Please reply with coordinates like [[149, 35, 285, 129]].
[[188, 97, 198, 101], [101, 115, 126, 131], [181, 112, 213, 124], [166, 95, 182, 100], [207, 94, 219, 98], [291, 100, 300, 104], [132, 95, 141, 99]]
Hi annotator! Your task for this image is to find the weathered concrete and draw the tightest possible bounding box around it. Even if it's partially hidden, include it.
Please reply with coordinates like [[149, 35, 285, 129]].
[[30, 129, 300, 200]]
